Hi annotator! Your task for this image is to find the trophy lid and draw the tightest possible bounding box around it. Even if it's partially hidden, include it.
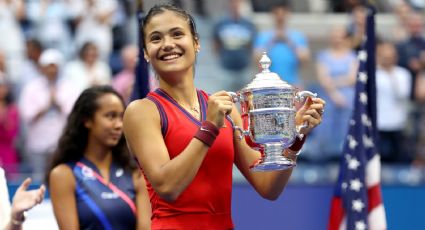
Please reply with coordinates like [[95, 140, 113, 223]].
[[242, 52, 293, 91]]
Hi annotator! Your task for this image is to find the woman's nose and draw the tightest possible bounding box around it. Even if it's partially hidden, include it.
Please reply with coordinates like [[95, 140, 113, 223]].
[[162, 37, 176, 51]]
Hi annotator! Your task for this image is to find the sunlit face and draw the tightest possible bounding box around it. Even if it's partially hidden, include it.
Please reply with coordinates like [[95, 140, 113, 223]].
[[143, 10, 200, 77], [85, 93, 125, 147]]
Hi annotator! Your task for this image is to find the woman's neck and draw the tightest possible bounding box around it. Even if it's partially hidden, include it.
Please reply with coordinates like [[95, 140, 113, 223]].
[[158, 70, 198, 106], [84, 142, 113, 170]]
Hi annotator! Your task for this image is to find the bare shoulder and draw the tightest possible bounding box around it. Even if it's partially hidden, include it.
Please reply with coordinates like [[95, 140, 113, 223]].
[[124, 98, 159, 122], [49, 164, 75, 187]]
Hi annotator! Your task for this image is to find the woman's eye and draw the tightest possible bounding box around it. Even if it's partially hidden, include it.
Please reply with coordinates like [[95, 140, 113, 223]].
[[173, 31, 184, 37], [105, 112, 116, 119], [150, 35, 161, 42]]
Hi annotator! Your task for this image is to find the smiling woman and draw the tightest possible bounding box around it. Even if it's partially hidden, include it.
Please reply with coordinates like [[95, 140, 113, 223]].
[[142, 7, 200, 79], [123, 3, 325, 230], [45, 86, 151, 230]]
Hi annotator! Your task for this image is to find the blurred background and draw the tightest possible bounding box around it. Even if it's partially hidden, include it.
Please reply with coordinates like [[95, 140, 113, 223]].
[[2, 0, 425, 229]]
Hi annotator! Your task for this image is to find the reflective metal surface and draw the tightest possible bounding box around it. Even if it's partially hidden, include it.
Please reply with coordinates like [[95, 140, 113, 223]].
[[231, 52, 316, 171]]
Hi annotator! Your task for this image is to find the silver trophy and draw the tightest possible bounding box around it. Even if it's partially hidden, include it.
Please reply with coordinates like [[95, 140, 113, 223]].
[[229, 52, 316, 171]]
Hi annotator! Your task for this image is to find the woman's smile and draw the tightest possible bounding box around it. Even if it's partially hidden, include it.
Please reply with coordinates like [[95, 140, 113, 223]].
[[160, 52, 183, 61]]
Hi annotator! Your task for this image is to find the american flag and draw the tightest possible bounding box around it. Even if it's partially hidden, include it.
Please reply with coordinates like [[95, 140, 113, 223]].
[[328, 5, 387, 230], [130, 0, 151, 102]]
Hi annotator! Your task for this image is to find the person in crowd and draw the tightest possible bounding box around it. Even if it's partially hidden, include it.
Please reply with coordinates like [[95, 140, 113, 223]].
[[73, 0, 118, 61], [396, 12, 425, 100], [123, 4, 325, 229], [16, 38, 44, 99], [63, 41, 112, 94], [19, 49, 79, 181], [376, 41, 412, 162], [0, 67, 20, 174], [25, 0, 73, 59], [47, 85, 151, 229], [346, 4, 367, 52], [391, 0, 413, 42], [413, 62, 425, 165], [254, 1, 310, 87], [112, 44, 139, 104], [0, 167, 45, 230], [212, 0, 256, 92], [304, 26, 357, 161], [0, 0, 26, 83]]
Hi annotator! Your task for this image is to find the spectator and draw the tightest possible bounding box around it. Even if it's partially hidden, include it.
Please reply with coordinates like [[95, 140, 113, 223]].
[[391, 0, 413, 42], [19, 49, 79, 180], [376, 42, 412, 162], [304, 26, 357, 161], [254, 1, 310, 87], [0, 0, 26, 83], [73, 0, 118, 61], [25, 0, 73, 59], [15, 39, 44, 99], [413, 68, 425, 165], [112, 44, 138, 104], [212, 0, 256, 92], [396, 12, 425, 100], [0, 167, 45, 230], [0, 56, 20, 175], [63, 42, 112, 94], [346, 4, 367, 52]]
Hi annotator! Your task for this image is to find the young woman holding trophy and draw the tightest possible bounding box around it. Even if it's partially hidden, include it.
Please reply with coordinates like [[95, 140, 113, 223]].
[[123, 4, 325, 229]]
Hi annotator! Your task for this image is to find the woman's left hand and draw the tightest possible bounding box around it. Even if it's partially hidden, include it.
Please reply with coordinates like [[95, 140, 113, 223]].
[[295, 97, 325, 135]]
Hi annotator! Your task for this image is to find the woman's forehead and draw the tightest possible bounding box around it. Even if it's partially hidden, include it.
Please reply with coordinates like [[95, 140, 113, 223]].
[[145, 10, 189, 32], [96, 94, 123, 110]]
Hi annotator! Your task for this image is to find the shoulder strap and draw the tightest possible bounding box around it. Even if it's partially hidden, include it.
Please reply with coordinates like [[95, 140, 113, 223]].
[[146, 92, 168, 137]]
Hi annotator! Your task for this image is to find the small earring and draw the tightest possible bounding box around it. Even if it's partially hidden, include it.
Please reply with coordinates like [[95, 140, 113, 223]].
[[146, 59, 149, 63], [196, 49, 200, 53]]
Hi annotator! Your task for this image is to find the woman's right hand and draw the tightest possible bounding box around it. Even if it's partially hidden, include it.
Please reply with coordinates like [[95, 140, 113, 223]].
[[206, 91, 233, 128]]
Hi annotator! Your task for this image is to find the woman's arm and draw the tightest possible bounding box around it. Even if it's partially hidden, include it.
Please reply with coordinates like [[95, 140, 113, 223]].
[[233, 97, 325, 200], [49, 164, 79, 230], [133, 171, 151, 230], [123, 92, 232, 202]]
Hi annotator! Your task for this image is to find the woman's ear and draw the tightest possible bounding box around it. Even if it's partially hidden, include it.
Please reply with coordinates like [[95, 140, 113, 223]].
[[143, 50, 150, 63], [195, 39, 201, 53], [84, 119, 92, 129]]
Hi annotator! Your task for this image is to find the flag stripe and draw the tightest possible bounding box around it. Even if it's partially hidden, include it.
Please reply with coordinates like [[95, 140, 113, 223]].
[[367, 184, 383, 212], [329, 197, 345, 230]]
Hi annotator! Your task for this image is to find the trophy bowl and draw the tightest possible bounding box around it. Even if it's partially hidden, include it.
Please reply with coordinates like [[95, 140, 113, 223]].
[[230, 52, 316, 171]]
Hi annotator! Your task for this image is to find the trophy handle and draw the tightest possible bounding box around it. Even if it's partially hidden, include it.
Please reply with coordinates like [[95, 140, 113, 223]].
[[227, 92, 249, 140], [228, 92, 241, 103], [294, 91, 317, 139]]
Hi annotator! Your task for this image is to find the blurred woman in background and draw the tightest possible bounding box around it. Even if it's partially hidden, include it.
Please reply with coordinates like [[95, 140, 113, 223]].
[[46, 86, 150, 229]]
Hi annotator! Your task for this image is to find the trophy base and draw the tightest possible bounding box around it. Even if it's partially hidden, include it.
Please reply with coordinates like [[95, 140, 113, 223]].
[[251, 158, 296, 172]]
